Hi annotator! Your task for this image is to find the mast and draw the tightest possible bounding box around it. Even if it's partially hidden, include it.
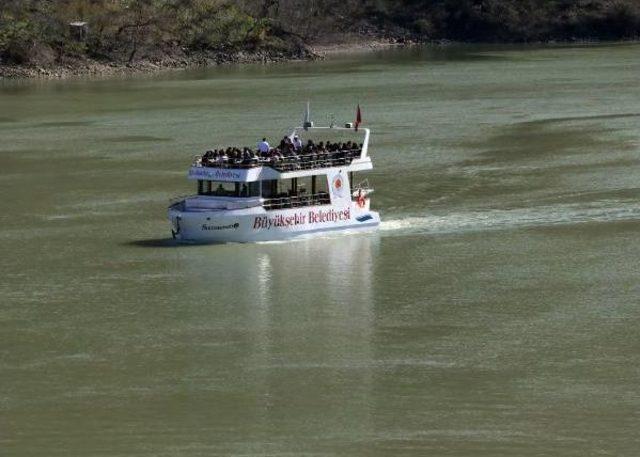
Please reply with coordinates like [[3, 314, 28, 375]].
[[303, 101, 313, 130]]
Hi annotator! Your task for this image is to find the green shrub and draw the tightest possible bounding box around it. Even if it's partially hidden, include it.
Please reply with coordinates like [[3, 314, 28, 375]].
[[0, 21, 38, 63]]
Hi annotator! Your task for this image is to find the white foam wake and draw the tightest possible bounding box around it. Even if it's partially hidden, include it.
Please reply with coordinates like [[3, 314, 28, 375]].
[[380, 200, 640, 236]]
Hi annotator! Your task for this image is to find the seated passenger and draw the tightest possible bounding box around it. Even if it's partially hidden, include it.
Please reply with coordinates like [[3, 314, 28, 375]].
[[306, 139, 315, 153], [202, 150, 213, 165]]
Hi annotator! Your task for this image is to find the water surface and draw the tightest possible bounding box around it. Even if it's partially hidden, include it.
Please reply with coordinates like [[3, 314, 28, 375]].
[[1, 43, 640, 456]]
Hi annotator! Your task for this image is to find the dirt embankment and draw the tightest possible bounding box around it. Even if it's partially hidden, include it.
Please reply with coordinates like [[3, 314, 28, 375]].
[[0, 46, 320, 80], [0, 36, 418, 80]]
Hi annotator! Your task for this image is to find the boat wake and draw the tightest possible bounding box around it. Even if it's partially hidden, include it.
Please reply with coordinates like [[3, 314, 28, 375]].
[[380, 200, 640, 236]]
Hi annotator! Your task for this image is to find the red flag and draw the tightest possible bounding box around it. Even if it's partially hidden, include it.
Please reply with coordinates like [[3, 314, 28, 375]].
[[355, 105, 362, 131]]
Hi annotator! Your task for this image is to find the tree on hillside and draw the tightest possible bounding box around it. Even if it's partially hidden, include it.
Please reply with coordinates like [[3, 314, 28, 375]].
[[2, 0, 640, 67]]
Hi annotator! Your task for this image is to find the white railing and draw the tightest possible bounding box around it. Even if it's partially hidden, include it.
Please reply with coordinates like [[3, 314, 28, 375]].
[[194, 149, 361, 172], [262, 193, 331, 210]]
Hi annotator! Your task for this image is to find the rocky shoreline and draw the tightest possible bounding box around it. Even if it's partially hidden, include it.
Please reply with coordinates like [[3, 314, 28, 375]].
[[0, 47, 318, 80], [3, 37, 619, 80], [310, 37, 416, 56], [0, 35, 423, 80]]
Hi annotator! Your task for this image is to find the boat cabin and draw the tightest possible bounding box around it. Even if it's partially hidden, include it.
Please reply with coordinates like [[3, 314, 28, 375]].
[[183, 127, 374, 212], [193, 171, 368, 211]]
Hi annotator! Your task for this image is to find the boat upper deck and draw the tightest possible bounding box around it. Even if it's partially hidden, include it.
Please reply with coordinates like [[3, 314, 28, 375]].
[[195, 145, 362, 172], [188, 127, 374, 182]]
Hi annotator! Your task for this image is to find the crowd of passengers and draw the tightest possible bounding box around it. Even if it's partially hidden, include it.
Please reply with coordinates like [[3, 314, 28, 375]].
[[199, 136, 362, 168]]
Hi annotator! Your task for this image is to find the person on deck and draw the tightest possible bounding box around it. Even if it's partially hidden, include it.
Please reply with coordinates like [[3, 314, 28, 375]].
[[293, 135, 303, 151], [258, 138, 270, 154]]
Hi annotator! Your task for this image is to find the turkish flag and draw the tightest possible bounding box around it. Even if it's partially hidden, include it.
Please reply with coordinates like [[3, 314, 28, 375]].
[[355, 105, 362, 131]]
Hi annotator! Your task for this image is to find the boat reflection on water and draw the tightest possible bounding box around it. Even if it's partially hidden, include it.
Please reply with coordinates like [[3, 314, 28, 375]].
[[174, 233, 379, 445]]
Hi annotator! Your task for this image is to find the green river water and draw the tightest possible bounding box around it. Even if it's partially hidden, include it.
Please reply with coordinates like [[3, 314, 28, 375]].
[[1, 44, 639, 456]]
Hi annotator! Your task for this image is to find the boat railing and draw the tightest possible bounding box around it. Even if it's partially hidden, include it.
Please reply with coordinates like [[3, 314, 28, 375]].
[[194, 149, 361, 172], [269, 151, 358, 172], [352, 179, 374, 197], [262, 192, 331, 211], [169, 195, 190, 210]]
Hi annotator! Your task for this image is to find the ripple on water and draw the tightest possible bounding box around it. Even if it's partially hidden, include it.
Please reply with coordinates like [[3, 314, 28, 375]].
[[34, 120, 96, 128], [381, 200, 640, 236], [105, 135, 173, 143]]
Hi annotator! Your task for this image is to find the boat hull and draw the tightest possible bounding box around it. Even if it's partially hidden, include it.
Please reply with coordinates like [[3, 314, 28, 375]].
[[169, 202, 380, 243]]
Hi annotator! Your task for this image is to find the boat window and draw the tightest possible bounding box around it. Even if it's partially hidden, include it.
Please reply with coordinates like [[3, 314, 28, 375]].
[[261, 179, 292, 198], [314, 175, 329, 194], [261, 179, 278, 198], [294, 176, 311, 195], [197, 180, 260, 198], [261, 174, 332, 210], [243, 182, 260, 197]]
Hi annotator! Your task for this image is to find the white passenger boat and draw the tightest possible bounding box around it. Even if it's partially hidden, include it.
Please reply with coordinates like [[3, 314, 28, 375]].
[[168, 115, 380, 243]]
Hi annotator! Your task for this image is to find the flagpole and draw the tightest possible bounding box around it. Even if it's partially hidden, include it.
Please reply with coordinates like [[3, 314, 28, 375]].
[[303, 101, 311, 130]]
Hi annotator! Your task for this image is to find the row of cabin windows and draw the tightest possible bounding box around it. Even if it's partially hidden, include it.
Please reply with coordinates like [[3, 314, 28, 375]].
[[197, 181, 260, 197], [197, 176, 330, 198]]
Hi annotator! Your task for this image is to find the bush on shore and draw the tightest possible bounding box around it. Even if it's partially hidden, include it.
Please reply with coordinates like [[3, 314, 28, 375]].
[[365, 0, 640, 42], [0, 0, 303, 66]]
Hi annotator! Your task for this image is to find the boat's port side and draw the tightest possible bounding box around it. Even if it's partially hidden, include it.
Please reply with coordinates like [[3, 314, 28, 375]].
[[169, 166, 378, 242], [168, 126, 379, 243], [169, 204, 380, 243]]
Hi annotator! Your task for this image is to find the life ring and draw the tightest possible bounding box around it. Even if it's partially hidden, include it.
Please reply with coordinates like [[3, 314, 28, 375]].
[[356, 191, 366, 208]]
